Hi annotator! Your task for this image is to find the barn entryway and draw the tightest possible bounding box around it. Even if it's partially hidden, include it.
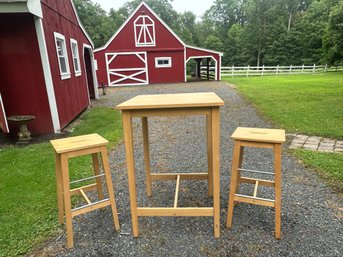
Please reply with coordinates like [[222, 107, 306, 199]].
[[186, 56, 218, 82], [84, 46, 97, 99], [0, 92, 9, 133]]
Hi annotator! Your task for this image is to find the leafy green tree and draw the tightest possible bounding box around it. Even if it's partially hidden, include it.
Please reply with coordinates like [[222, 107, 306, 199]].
[[73, 0, 114, 48], [204, 35, 224, 53], [323, 0, 343, 65]]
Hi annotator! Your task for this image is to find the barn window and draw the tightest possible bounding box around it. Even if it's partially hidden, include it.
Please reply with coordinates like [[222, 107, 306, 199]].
[[70, 39, 81, 76], [134, 15, 155, 47], [155, 57, 172, 68], [54, 32, 71, 80]]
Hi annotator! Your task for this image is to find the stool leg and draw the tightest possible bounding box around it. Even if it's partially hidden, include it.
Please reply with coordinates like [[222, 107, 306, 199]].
[[92, 153, 104, 200], [55, 153, 64, 224], [100, 146, 120, 231], [226, 141, 241, 228], [206, 114, 213, 197], [142, 117, 152, 197], [236, 146, 244, 195], [61, 154, 74, 249], [274, 144, 282, 239]]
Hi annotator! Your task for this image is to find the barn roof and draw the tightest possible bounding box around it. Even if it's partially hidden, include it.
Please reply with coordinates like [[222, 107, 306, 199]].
[[0, 0, 42, 17], [0, 0, 94, 48], [94, 1, 223, 57]]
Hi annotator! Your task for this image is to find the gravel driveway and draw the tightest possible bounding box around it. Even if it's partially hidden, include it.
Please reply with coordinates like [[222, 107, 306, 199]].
[[31, 81, 342, 257]]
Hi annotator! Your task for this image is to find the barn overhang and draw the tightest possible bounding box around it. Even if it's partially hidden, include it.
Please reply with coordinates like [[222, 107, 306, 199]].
[[185, 45, 223, 81], [0, 0, 42, 18]]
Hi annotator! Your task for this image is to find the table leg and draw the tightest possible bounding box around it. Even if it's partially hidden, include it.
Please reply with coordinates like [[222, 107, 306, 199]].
[[142, 117, 152, 197], [123, 111, 140, 237], [55, 153, 64, 224], [206, 114, 213, 197], [211, 107, 220, 238], [274, 144, 282, 239]]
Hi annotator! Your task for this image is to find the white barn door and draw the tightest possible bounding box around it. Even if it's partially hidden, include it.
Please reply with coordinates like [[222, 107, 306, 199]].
[[106, 52, 149, 86], [0, 93, 9, 133]]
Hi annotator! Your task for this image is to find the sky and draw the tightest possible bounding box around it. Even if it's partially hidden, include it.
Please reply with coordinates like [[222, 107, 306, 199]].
[[94, 0, 214, 19]]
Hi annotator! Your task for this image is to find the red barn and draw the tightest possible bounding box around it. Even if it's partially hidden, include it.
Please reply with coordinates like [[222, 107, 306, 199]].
[[94, 2, 223, 87], [0, 0, 98, 134]]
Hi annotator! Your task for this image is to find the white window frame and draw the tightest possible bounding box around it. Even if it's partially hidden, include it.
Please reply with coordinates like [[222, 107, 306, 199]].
[[54, 32, 71, 80], [70, 38, 81, 76], [155, 57, 172, 68], [134, 15, 156, 47]]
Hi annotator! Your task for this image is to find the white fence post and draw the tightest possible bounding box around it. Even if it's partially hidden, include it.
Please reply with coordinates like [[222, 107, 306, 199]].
[[247, 65, 249, 77], [324, 64, 328, 73], [262, 65, 265, 76], [232, 65, 234, 77], [289, 65, 292, 75], [276, 65, 279, 75], [302, 64, 304, 73], [313, 64, 316, 73]]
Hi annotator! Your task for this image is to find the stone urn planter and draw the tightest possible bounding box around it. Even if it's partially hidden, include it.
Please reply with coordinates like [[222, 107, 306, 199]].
[[7, 115, 35, 144]]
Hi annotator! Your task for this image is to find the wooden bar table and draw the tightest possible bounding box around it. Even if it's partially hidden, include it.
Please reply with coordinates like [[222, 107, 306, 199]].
[[116, 92, 224, 238]]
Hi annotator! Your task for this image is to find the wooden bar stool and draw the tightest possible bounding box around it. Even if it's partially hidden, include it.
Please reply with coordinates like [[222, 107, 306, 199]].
[[50, 133, 120, 248], [226, 127, 285, 239]]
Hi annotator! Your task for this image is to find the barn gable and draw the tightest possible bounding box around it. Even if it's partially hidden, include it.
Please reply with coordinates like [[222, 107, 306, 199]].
[[96, 2, 185, 52]]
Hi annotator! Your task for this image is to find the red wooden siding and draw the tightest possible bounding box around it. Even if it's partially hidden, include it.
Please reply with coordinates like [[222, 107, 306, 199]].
[[41, 0, 92, 129], [0, 13, 53, 134], [147, 51, 185, 84]]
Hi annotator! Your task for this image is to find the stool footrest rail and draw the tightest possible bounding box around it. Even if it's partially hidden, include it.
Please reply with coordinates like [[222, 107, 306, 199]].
[[238, 168, 274, 176], [71, 198, 110, 217], [70, 174, 105, 185]]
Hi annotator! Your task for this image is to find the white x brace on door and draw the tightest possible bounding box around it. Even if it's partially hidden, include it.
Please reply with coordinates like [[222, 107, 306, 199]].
[[106, 52, 149, 86]]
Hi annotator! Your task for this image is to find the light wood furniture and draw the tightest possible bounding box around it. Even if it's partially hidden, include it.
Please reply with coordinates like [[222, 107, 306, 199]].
[[51, 134, 120, 248], [117, 92, 224, 238], [226, 127, 286, 239]]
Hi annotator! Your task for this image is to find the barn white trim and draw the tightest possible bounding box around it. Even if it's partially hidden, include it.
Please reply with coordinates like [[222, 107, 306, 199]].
[[34, 17, 61, 133]]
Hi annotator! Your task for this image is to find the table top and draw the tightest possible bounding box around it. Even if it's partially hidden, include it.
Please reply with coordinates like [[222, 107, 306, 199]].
[[231, 127, 286, 143], [50, 133, 108, 153], [116, 92, 224, 110]]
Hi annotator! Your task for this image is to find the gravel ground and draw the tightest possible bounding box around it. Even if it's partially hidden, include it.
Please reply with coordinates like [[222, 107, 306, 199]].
[[30, 81, 342, 257]]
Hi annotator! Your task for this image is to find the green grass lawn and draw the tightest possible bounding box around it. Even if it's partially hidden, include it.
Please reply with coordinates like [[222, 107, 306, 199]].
[[224, 73, 343, 138], [0, 107, 122, 257], [223, 73, 343, 187]]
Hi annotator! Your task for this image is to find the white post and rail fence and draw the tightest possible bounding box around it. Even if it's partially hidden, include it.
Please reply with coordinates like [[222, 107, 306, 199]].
[[200, 64, 343, 78]]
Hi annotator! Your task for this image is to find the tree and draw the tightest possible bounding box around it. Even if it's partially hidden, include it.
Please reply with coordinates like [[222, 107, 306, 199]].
[[323, 0, 343, 65], [73, 0, 114, 48]]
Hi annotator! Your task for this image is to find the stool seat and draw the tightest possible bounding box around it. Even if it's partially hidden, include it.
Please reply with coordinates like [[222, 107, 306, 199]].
[[231, 127, 286, 144], [51, 133, 108, 153]]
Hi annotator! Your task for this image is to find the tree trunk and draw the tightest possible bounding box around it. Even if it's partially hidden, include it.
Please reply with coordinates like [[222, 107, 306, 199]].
[[288, 12, 292, 32]]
